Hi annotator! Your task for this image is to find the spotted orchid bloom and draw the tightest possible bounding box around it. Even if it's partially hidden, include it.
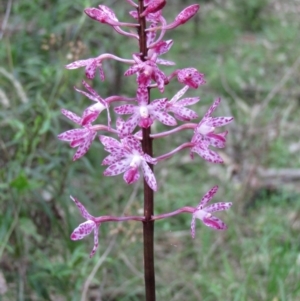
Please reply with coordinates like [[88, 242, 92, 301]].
[[193, 98, 233, 148], [177, 67, 206, 89], [74, 80, 110, 126], [57, 109, 97, 161], [114, 86, 176, 135], [124, 54, 167, 92], [100, 135, 157, 191], [166, 85, 200, 121], [147, 40, 175, 66], [70, 196, 100, 258], [190, 135, 224, 164], [189, 98, 233, 163], [191, 186, 232, 238]]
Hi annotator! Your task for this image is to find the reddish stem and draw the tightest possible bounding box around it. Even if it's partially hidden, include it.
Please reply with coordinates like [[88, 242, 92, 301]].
[[138, 1, 156, 301]]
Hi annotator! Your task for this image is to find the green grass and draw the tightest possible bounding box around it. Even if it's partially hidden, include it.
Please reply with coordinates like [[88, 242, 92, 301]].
[[1, 0, 300, 300]]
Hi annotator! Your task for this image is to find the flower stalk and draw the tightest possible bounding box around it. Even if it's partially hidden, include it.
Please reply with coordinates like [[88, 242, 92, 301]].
[[137, 1, 156, 299]]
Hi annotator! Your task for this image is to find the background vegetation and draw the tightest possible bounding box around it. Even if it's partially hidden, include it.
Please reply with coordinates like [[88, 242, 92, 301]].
[[1, 0, 300, 300]]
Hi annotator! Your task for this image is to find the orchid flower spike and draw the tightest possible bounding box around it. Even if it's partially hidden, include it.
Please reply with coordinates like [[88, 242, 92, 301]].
[[70, 196, 100, 258], [193, 98, 234, 148], [191, 186, 232, 238]]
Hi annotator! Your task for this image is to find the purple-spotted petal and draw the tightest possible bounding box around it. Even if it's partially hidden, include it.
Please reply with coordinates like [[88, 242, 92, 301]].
[[177, 68, 205, 89], [204, 98, 221, 118], [124, 64, 141, 76], [198, 186, 218, 208], [98, 5, 118, 21], [151, 39, 173, 55], [169, 85, 189, 103], [208, 116, 234, 127], [205, 132, 227, 148], [170, 107, 198, 121], [202, 215, 227, 230], [65, 58, 93, 69], [175, 4, 200, 25], [177, 97, 200, 106], [73, 131, 96, 161], [99, 135, 122, 149], [122, 113, 140, 134], [85, 60, 98, 79], [102, 154, 123, 165], [70, 220, 96, 240], [152, 68, 166, 92], [57, 128, 88, 141], [150, 98, 168, 110], [191, 144, 223, 164], [124, 167, 140, 184], [123, 136, 143, 153], [70, 195, 94, 220], [141, 161, 157, 191], [114, 104, 136, 115], [205, 202, 232, 213], [152, 110, 177, 126], [61, 109, 82, 125], [103, 158, 131, 176], [89, 226, 100, 258], [137, 86, 149, 105]]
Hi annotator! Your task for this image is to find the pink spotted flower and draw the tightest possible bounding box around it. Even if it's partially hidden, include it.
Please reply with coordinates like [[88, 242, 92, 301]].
[[190, 98, 233, 163], [70, 196, 100, 258], [100, 135, 158, 191], [114, 86, 176, 135], [57, 109, 97, 161], [177, 67, 206, 89], [191, 186, 232, 238], [166, 85, 200, 121], [74, 80, 110, 126], [193, 98, 233, 148], [147, 40, 175, 66], [124, 54, 167, 92]]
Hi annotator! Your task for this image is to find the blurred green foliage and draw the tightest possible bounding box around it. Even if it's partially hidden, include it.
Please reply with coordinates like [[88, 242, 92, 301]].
[[1, 0, 300, 300]]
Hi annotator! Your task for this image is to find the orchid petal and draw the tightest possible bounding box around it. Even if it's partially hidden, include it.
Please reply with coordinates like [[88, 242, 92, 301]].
[[141, 161, 157, 191], [70, 220, 96, 240], [202, 215, 227, 230], [205, 202, 233, 213], [103, 158, 131, 176]]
